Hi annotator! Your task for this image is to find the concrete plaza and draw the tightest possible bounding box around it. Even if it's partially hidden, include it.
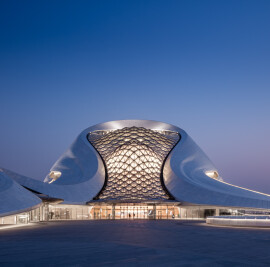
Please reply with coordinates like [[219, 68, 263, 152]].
[[0, 220, 270, 266]]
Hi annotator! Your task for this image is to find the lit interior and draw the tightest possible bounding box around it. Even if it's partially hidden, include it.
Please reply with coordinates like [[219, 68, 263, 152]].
[[205, 170, 219, 179], [88, 126, 180, 201], [48, 171, 62, 184]]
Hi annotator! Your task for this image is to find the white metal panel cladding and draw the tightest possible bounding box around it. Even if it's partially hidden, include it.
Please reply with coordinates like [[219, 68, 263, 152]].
[[164, 131, 270, 209], [2, 119, 270, 212], [0, 170, 41, 217], [88, 127, 180, 201]]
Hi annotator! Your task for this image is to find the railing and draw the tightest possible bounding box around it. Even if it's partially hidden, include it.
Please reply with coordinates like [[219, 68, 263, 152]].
[[206, 215, 270, 227]]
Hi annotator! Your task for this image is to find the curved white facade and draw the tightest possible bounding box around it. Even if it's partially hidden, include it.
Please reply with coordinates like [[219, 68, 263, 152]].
[[0, 170, 41, 217], [164, 131, 270, 209], [1, 119, 270, 218]]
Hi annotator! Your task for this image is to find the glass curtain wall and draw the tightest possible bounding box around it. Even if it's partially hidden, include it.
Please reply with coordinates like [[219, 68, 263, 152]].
[[0, 206, 41, 225], [1, 205, 236, 224], [47, 203, 181, 220], [179, 208, 219, 219], [48, 205, 93, 220], [1, 204, 221, 224]]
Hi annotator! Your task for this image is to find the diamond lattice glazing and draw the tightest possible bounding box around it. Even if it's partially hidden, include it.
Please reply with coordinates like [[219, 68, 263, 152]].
[[88, 127, 180, 201]]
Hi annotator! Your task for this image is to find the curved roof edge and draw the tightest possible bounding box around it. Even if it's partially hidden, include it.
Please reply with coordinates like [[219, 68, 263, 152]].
[[1, 119, 270, 210], [164, 131, 270, 209], [0, 170, 42, 217]]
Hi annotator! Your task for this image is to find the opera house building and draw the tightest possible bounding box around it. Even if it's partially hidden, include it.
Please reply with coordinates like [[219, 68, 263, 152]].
[[1, 120, 270, 225]]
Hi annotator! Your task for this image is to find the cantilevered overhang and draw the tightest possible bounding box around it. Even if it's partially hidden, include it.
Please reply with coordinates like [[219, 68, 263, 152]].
[[0, 170, 41, 217], [163, 130, 270, 209]]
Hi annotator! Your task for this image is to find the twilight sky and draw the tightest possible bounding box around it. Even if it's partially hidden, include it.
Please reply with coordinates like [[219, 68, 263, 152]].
[[0, 0, 269, 193]]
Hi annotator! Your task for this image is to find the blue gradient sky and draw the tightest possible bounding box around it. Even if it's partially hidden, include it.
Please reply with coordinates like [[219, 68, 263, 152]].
[[0, 1, 269, 193]]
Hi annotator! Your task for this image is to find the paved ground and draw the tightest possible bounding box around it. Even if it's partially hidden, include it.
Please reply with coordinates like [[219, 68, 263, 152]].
[[0, 220, 270, 266]]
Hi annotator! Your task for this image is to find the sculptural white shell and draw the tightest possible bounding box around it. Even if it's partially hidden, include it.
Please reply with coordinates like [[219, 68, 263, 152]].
[[1, 119, 270, 217]]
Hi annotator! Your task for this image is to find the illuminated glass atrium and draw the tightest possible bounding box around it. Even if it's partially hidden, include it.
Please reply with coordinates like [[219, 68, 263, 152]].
[[88, 126, 180, 202]]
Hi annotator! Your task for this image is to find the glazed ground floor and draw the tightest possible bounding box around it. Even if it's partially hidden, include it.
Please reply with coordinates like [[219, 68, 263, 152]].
[[46, 203, 228, 221], [1, 202, 269, 225]]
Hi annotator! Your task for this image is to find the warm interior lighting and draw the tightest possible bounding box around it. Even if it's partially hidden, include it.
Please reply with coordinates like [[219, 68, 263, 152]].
[[48, 171, 62, 184], [205, 170, 219, 179], [88, 126, 180, 201]]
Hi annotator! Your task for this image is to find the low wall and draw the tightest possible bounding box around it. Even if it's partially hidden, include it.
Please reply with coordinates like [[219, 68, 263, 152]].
[[206, 216, 270, 227]]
